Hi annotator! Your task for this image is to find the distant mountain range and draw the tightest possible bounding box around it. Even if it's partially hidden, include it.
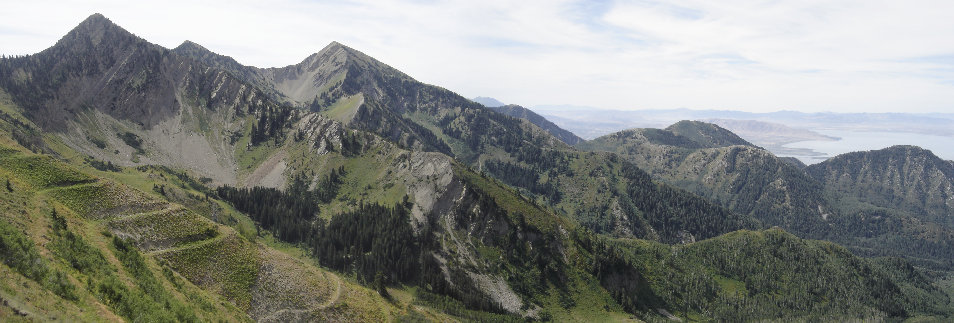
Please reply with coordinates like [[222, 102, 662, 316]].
[[1, 13, 953, 322], [534, 106, 954, 138], [510, 105, 954, 163]]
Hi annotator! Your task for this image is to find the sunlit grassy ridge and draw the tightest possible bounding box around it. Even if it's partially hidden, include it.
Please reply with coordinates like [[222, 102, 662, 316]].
[[0, 153, 94, 189], [0, 148, 250, 321]]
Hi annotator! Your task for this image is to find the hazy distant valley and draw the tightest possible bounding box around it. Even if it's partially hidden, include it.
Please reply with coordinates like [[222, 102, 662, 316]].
[[506, 103, 954, 164]]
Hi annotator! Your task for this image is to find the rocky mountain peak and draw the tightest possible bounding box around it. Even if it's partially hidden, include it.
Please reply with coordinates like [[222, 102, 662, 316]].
[[172, 39, 250, 72], [323, 40, 348, 51], [54, 13, 140, 49], [78, 12, 113, 29], [174, 40, 208, 52]]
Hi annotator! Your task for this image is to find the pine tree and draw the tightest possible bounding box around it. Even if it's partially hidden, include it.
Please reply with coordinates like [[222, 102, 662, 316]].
[[374, 271, 390, 299]]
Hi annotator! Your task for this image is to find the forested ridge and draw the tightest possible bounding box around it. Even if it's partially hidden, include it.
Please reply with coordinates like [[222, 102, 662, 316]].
[[578, 228, 952, 321], [807, 145, 954, 225], [217, 178, 422, 285]]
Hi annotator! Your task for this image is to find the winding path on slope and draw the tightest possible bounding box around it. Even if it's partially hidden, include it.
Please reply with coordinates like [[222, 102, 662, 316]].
[[258, 271, 343, 322]]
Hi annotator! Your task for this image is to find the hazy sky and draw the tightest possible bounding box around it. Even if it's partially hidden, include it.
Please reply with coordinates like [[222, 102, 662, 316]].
[[2, 0, 954, 113]]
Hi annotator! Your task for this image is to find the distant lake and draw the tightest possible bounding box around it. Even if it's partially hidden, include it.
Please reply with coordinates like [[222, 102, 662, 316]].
[[781, 130, 954, 164]]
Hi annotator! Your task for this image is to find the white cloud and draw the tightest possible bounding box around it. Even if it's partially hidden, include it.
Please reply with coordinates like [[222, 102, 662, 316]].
[[1, 0, 953, 112]]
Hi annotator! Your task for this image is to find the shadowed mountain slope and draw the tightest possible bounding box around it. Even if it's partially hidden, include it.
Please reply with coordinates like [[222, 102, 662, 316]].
[[490, 104, 583, 145]]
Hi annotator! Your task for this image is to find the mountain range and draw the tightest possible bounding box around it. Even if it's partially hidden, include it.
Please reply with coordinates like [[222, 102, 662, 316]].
[[1, 14, 953, 322], [534, 105, 954, 164]]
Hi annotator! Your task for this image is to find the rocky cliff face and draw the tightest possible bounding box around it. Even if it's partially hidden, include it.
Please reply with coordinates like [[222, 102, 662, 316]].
[[172, 40, 288, 103]]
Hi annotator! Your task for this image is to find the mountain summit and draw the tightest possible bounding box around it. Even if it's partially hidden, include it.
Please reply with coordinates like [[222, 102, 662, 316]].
[[58, 13, 132, 46], [664, 120, 755, 148], [1, 13, 175, 129]]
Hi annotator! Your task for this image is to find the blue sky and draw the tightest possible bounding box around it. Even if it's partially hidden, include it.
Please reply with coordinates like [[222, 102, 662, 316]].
[[2, 0, 953, 113]]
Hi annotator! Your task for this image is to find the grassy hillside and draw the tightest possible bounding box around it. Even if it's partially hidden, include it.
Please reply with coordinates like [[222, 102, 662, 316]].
[[0, 135, 415, 321], [0, 146, 250, 321], [215, 113, 638, 320], [0, 87, 637, 320]]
